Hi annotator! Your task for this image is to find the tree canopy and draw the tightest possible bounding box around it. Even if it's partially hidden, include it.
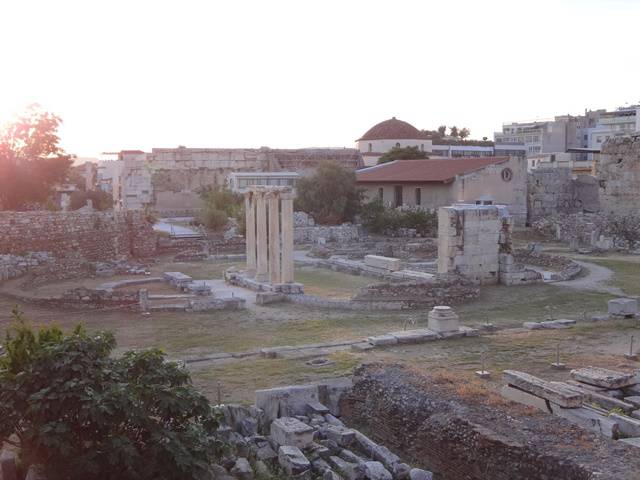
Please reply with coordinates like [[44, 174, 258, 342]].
[[295, 163, 362, 224], [378, 146, 428, 164], [0, 105, 73, 210], [198, 186, 244, 232], [0, 314, 224, 480]]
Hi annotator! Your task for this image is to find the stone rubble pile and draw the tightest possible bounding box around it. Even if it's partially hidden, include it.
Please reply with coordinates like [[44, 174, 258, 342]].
[[214, 380, 434, 480], [502, 367, 640, 447], [0, 252, 53, 282]]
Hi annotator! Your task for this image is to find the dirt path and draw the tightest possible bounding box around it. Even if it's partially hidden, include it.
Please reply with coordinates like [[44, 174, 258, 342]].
[[555, 260, 624, 296]]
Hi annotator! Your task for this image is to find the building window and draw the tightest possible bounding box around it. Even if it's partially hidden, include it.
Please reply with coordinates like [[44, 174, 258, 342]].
[[394, 185, 403, 208], [378, 187, 383, 201], [415, 188, 421, 206], [395, 142, 401, 148], [368, 143, 372, 152]]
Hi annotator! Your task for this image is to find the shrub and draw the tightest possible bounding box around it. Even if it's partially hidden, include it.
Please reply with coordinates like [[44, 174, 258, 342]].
[[295, 163, 362, 225], [378, 146, 428, 164], [198, 186, 243, 232], [360, 199, 437, 237], [199, 206, 229, 231], [0, 314, 224, 480]]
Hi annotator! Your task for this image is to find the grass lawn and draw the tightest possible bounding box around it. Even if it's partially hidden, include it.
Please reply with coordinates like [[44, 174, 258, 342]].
[[585, 257, 640, 296]]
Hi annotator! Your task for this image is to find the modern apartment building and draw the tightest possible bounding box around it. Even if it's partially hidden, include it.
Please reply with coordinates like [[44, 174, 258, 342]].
[[587, 105, 640, 150]]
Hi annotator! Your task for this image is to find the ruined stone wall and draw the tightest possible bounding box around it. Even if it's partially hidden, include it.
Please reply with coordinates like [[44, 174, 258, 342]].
[[341, 364, 637, 480], [0, 211, 156, 261], [352, 274, 479, 308], [527, 168, 599, 223], [599, 135, 640, 215]]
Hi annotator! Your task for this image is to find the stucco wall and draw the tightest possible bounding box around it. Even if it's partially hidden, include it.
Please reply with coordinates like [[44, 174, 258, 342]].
[[361, 183, 454, 209]]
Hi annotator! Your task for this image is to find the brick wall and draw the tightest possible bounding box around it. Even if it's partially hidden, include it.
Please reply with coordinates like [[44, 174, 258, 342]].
[[0, 210, 156, 260]]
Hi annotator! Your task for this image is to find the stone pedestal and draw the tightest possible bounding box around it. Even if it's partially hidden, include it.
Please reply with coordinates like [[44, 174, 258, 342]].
[[427, 306, 460, 333]]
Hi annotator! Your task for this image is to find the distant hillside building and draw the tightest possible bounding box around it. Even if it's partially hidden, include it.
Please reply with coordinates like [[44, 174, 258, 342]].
[[356, 117, 433, 167], [356, 156, 527, 225]]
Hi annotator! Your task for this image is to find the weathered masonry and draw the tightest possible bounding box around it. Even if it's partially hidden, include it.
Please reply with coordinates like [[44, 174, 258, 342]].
[[0, 211, 156, 260], [599, 134, 640, 216]]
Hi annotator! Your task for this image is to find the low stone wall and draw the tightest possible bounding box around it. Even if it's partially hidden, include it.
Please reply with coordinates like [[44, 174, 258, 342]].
[[352, 274, 479, 309], [4, 287, 141, 311], [513, 249, 582, 281], [0, 210, 156, 260], [340, 364, 639, 480]]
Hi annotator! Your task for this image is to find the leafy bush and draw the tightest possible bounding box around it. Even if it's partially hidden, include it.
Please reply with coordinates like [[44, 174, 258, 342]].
[[199, 206, 229, 231], [295, 163, 362, 224], [378, 146, 428, 164], [198, 186, 243, 231], [0, 314, 224, 480], [69, 188, 113, 210], [360, 199, 437, 236]]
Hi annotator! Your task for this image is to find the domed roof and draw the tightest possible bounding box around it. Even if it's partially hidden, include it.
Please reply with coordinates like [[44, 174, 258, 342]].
[[357, 117, 427, 141]]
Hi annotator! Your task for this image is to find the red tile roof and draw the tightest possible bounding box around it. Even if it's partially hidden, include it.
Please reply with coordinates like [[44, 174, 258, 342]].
[[356, 157, 510, 183], [357, 117, 429, 142]]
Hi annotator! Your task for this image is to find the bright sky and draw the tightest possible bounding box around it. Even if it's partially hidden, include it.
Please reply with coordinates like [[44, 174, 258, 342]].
[[1, 0, 639, 157]]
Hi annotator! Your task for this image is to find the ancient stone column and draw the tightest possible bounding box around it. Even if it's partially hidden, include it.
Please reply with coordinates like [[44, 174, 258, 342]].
[[245, 193, 257, 276], [280, 193, 294, 283], [255, 192, 269, 282], [268, 192, 281, 284]]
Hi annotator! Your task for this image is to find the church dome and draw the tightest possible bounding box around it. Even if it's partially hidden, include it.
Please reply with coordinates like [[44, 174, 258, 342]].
[[357, 117, 427, 141]]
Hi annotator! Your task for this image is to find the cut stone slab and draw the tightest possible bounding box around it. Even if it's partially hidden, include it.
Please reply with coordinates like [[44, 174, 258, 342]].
[[625, 396, 640, 408], [364, 461, 393, 480], [364, 255, 402, 271], [389, 329, 438, 344], [427, 305, 460, 333], [270, 417, 314, 449], [608, 298, 638, 317], [256, 385, 319, 422], [554, 382, 635, 413], [619, 437, 640, 448], [523, 319, 576, 330], [307, 401, 330, 415], [329, 456, 362, 480], [459, 325, 479, 337], [500, 385, 550, 412], [409, 469, 434, 480], [609, 413, 640, 438], [367, 334, 398, 346], [550, 405, 620, 439], [278, 446, 311, 476], [503, 370, 583, 408], [570, 366, 637, 389], [324, 425, 356, 447], [351, 342, 374, 352]]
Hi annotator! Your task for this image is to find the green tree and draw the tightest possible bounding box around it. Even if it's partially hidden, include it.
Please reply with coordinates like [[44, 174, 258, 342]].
[[378, 146, 428, 164], [449, 126, 459, 138], [295, 163, 362, 224], [0, 315, 224, 480], [0, 105, 73, 210], [198, 186, 243, 231], [437, 125, 447, 137], [459, 127, 470, 139], [69, 189, 113, 210]]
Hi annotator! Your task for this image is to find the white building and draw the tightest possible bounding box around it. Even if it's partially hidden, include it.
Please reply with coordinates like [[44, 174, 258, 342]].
[[587, 105, 640, 150], [227, 171, 300, 193], [356, 117, 432, 167]]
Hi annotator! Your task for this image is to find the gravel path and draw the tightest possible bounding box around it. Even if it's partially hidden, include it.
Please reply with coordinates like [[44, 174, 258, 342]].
[[555, 260, 624, 296]]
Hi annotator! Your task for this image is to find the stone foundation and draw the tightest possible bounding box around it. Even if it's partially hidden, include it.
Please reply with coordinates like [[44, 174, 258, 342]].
[[0, 210, 156, 260]]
